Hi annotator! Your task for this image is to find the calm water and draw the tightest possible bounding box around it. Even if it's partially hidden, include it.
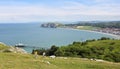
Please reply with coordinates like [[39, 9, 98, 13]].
[[0, 23, 114, 53]]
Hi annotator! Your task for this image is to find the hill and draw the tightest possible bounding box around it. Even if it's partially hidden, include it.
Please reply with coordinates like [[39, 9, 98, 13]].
[[0, 42, 120, 69], [65, 21, 120, 28], [35, 38, 120, 62]]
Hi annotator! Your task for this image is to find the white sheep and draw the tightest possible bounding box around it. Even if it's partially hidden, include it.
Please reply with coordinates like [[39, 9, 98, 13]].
[[50, 55, 56, 58]]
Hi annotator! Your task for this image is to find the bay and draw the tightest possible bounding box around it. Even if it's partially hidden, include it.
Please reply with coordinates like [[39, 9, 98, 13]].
[[0, 23, 114, 53]]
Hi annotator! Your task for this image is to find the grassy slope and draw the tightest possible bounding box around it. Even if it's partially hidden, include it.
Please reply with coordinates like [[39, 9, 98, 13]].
[[0, 43, 9, 50], [0, 40, 120, 69], [87, 40, 120, 49], [0, 53, 120, 69]]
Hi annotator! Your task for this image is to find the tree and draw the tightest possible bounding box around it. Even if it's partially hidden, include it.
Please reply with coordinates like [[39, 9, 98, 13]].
[[47, 45, 59, 55], [55, 48, 64, 56]]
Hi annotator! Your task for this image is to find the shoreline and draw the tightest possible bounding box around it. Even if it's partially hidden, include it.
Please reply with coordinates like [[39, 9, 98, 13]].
[[58, 27, 120, 39]]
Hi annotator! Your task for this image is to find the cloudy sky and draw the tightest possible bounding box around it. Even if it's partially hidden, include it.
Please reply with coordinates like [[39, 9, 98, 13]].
[[0, 0, 120, 23]]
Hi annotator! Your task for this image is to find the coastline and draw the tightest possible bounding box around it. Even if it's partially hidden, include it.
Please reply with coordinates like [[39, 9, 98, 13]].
[[58, 27, 120, 39]]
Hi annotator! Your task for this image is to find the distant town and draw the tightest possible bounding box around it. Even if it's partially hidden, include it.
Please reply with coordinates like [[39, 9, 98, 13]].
[[94, 28, 120, 36]]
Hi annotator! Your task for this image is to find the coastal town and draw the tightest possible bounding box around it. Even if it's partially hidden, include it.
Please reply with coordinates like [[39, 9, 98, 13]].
[[94, 28, 120, 36]]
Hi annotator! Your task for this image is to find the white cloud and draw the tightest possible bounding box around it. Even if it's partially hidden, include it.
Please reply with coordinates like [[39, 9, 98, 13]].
[[0, 0, 120, 22], [61, 0, 120, 15]]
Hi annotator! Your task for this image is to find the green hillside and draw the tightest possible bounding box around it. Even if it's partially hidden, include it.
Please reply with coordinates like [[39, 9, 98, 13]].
[[0, 39, 120, 69], [87, 40, 120, 47], [0, 52, 120, 69], [35, 38, 120, 62]]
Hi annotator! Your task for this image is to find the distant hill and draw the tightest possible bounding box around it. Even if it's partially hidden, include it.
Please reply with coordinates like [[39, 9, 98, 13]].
[[65, 21, 120, 28]]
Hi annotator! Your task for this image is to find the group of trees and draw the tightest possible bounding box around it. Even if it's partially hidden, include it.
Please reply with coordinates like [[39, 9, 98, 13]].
[[32, 37, 120, 62]]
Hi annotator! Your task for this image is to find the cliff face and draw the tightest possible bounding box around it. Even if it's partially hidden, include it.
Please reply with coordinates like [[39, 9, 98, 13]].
[[41, 23, 62, 28]]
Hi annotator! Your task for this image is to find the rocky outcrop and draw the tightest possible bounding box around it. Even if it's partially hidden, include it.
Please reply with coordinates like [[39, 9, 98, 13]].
[[1, 46, 27, 54], [41, 23, 63, 28], [0, 42, 27, 54], [4, 46, 27, 54]]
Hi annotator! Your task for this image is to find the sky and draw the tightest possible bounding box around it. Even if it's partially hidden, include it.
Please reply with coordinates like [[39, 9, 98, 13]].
[[0, 0, 120, 23]]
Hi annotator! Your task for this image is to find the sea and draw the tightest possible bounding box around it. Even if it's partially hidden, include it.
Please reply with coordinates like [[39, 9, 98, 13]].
[[0, 23, 114, 53]]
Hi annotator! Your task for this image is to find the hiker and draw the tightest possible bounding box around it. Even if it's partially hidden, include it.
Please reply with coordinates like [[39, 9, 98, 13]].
[[43, 52, 46, 57], [34, 51, 38, 59]]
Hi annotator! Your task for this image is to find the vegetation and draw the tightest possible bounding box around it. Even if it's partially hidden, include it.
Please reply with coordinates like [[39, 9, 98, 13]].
[[65, 21, 120, 28], [0, 43, 9, 50], [34, 37, 120, 62], [75, 26, 100, 30], [1, 53, 120, 69], [32, 45, 59, 56], [0, 39, 120, 69]]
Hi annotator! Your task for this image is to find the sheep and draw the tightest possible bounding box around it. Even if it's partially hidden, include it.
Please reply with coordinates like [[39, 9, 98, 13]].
[[50, 55, 56, 58]]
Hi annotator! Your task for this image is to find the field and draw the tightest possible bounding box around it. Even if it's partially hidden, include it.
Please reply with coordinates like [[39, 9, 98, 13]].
[[0, 52, 120, 69], [76, 26, 100, 30]]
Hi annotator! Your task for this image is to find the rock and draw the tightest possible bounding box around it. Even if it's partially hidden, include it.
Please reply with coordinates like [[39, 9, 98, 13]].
[[95, 59, 104, 62], [0, 42, 27, 54], [64, 57, 67, 59], [41, 60, 50, 64], [3, 46, 27, 54], [46, 61, 50, 64]]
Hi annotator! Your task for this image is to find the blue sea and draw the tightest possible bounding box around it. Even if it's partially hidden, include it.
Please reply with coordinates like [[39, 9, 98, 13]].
[[0, 23, 114, 53]]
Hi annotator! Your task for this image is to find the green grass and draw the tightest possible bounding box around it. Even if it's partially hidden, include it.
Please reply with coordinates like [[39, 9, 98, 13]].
[[0, 52, 120, 69], [0, 40, 120, 69], [0, 43, 9, 50], [87, 40, 120, 48], [76, 26, 100, 30]]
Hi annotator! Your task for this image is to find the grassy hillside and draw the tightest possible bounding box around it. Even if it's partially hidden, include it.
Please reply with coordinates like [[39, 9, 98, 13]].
[[0, 53, 120, 69], [87, 40, 120, 47], [0, 40, 120, 69], [35, 38, 120, 62], [0, 43, 9, 50]]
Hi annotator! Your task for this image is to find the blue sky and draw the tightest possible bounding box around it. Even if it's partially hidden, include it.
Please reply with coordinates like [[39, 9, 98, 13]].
[[0, 0, 120, 23]]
